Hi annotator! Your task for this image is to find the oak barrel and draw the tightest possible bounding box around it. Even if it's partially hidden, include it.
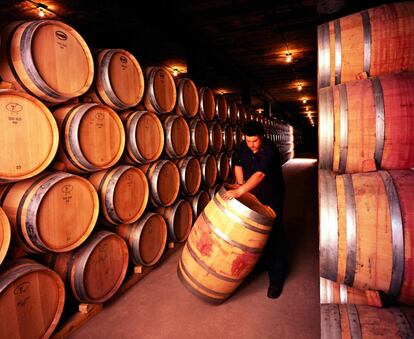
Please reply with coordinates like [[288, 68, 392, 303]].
[[0, 20, 94, 104], [121, 110, 164, 164], [189, 117, 209, 156], [1, 172, 99, 253], [319, 72, 414, 173], [47, 231, 128, 303], [187, 190, 211, 219], [155, 199, 193, 243], [198, 87, 215, 121], [208, 184, 223, 200], [53, 103, 125, 173], [143, 66, 177, 114], [208, 121, 223, 153], [215, 94, 228, 123], [139, 160, 180, 207], [0, 259, 65, 339], [200, 154, 218, 188], [216, 153, 230, 182], [176, 156, 202, 196], [237, 104, 245, 125], [0, 90, 59, 183], [115, 212, 167, 266], [318, 1, 414, 88], [162, 114, 190, 159], [84, 49, 144, 110], [227, 101, 238, 125], [222, 124, 234, 152], [0, 208, 10, 266], [175, 78, 199, 118], [233, 125, 243, 149], [319, 170, 414, 305], [178, 185, 276, 302], [89, 166, 149, 225]]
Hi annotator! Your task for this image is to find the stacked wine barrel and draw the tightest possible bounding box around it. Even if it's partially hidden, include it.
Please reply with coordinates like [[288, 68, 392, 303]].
[[318, 2, 414, 337]]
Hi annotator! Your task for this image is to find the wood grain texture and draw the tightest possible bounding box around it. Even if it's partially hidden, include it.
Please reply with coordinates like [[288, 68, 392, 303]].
[[175, 78, 199, 118]]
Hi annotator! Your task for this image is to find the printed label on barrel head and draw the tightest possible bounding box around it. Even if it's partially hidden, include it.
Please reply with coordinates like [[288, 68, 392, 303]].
[[6, 103, 23, 125], [14, 281, 31, 307], [95, 112, 104, 129], [55, 30, 68, 50], [120, 56, 128, 70], [62, 184, 73, 203], [98, 243, 110, 275]]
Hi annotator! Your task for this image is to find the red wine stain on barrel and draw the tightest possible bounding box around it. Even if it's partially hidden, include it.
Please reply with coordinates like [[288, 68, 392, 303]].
[[231, 253, 257, 277], [196, 231, 213, 257]]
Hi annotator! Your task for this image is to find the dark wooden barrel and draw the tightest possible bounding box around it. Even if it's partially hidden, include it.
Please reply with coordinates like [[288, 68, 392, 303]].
[[215, 94, 228, 123], [178, 185, 276, 302], [176, 156, 202, 196], [222, 124, 234, 152], [189, 117, 209, 156], [318, 2, 414, 89], [216, 153, 230, 182], [200, 154, 217, 188], [319, 72, 414, 173], [208, 121, 223, 153], [319, 169, 414, 305], [208, 184, 223, 200], [198, 87, 215, 121], [175, 78, 199, 118], [227, 101, 238, 125], [237, 104, 246, 125], [0, 208, 10, 266], [162, 114, 190, 159], [187, 190, 211, 219], [233, 125, 243, 149]]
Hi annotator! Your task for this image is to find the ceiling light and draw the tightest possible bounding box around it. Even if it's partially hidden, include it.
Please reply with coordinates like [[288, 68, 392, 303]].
[[36, 3, 48, 17], [297, 83, 303, 91], [172, 68, 179, 77], [302, 98, 307, 104], [285, 52, 292, 63], [306, 107, 309, 111]]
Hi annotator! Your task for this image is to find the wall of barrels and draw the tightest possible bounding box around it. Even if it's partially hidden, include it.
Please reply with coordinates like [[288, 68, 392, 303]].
[[0, 17, 294, 337], [318, 1, 414, 337]]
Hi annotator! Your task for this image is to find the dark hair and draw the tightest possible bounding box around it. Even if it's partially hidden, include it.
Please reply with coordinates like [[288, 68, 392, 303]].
[[242, 121, 264, 137]]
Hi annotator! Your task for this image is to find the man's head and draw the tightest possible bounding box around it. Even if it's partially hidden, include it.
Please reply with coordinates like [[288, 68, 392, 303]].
[[242, 121, 264, 153]]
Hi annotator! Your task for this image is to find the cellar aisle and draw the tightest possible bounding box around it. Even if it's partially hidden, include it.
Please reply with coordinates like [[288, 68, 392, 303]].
[[70, 158, 320, 339]]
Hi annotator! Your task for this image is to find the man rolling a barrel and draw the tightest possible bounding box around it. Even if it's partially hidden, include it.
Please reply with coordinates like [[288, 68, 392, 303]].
[[223, 120, 286, 299]]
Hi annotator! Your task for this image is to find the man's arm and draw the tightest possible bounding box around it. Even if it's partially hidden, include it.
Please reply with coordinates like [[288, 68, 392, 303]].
[[223, 171, 265, 200], [234, 165, 244, 185]]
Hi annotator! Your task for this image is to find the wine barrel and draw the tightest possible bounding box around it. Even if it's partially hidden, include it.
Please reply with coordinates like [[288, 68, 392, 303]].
[[189, 117, 209, 156], [84, 49, 144, 110], [162, 115, 190, 159], [115, 212, 167, 266], [53, 103, 125, 174], [233, 125, 243, 149], [0, 208, 10, 266], [187, 190, 211, 219], [200, 154, 217, 188], [319, 169, 414, 305], [0, 259, 65, 338], [176, 157, 202, 196], [319, 72, 414, 173], [321, 305, 414, 339], [155, 199, 193, 243], [318, 2, 414, 89], [1, 172, 99, 253], [320, 278, 383, 307], [208, 121, 223, 153], [143, 66, 176, 114], [0, 90, 59, 183], [198, 87, 215, 121], [47, 231, 128, 303], [175, 78, 199, 118], [227, 101, 238, 125], [178, 185, 276, 302], [237, 104, 246, 126], [0, 20, 94, 104], [139, 160, 180, 207], [121, 110, 164, 164], [88, 166, 149, 225], [216, 153, 230, 182], [208, 184, 223, 200], [222, 124, 234, 152], [215, 94, 228, 123]]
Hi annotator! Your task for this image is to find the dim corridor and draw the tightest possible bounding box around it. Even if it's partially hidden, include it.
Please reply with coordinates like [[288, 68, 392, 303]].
[[70, 158, 320, 339]]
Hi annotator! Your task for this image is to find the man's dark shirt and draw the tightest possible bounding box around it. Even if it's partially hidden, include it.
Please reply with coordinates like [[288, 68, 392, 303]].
[[234, 138, 285, 213]]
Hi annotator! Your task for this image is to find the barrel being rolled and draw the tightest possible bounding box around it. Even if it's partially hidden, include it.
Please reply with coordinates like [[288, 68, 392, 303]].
[[162, 114, 190, 159], [198, 87, 215, 121], [0, 208, 10, 266], [319, 72, 414, 173], [319, 169, 414, 305], [0, 90, 59, 183], [0, 20, 94, 104], [178, 185, 276, 302], [88, 165, 149, 225], [176, 156, 201, 196], [175, 78, 199, 118], [318, 1, 414, 89], [321, 305, 414, 339], [189, 117, 209, 156]]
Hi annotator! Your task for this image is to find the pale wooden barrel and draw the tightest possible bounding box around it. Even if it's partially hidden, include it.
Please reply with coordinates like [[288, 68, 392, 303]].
[[320, 278, 383, 307], [233, 125, 243, 149], [121, 110, 164, 164], [198, 87, 215, 121], [0, 208, 10, 266], [208, 121, 223, 153], [200, 154, 217, 188], [53, 103, 125, 174], [143, 66, 177, 114], [319, 169, 414, 305], [0, 20, 94, 104], [176, 156, 202, 196], [162, 115, 190, 159], [1, 172, 99, 253], [47, 231, 128, 303], [88, 166, 149, 225], [115, 212, 167, 266], [222, 124, 234, 152], [139, 160, 180, 207], [84, 49, 144, 110], [175, 78, 199, 118], [0, 259, 65, 339], [227, 101, 238, 125], [189, 117, 209, 156], [321, 304, 414, 339], [318, 2, 414, 89], [155, 199, 193, 243], [216, 153, 230, 182], [187, 190, 211, 219], [215, 94, 228, 123], [178, 185, 276, 302], [0, 90, 59, 184]]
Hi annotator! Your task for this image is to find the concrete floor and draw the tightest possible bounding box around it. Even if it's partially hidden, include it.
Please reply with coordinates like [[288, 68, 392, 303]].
[[70, 158, 320, 339]]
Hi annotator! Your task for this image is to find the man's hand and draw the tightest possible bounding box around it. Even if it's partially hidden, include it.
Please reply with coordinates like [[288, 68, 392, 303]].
[[222, 188, 243, 200]]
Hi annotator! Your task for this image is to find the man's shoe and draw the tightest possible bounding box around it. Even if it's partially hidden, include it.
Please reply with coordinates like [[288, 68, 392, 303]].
[[267, 284, 283, 299]]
